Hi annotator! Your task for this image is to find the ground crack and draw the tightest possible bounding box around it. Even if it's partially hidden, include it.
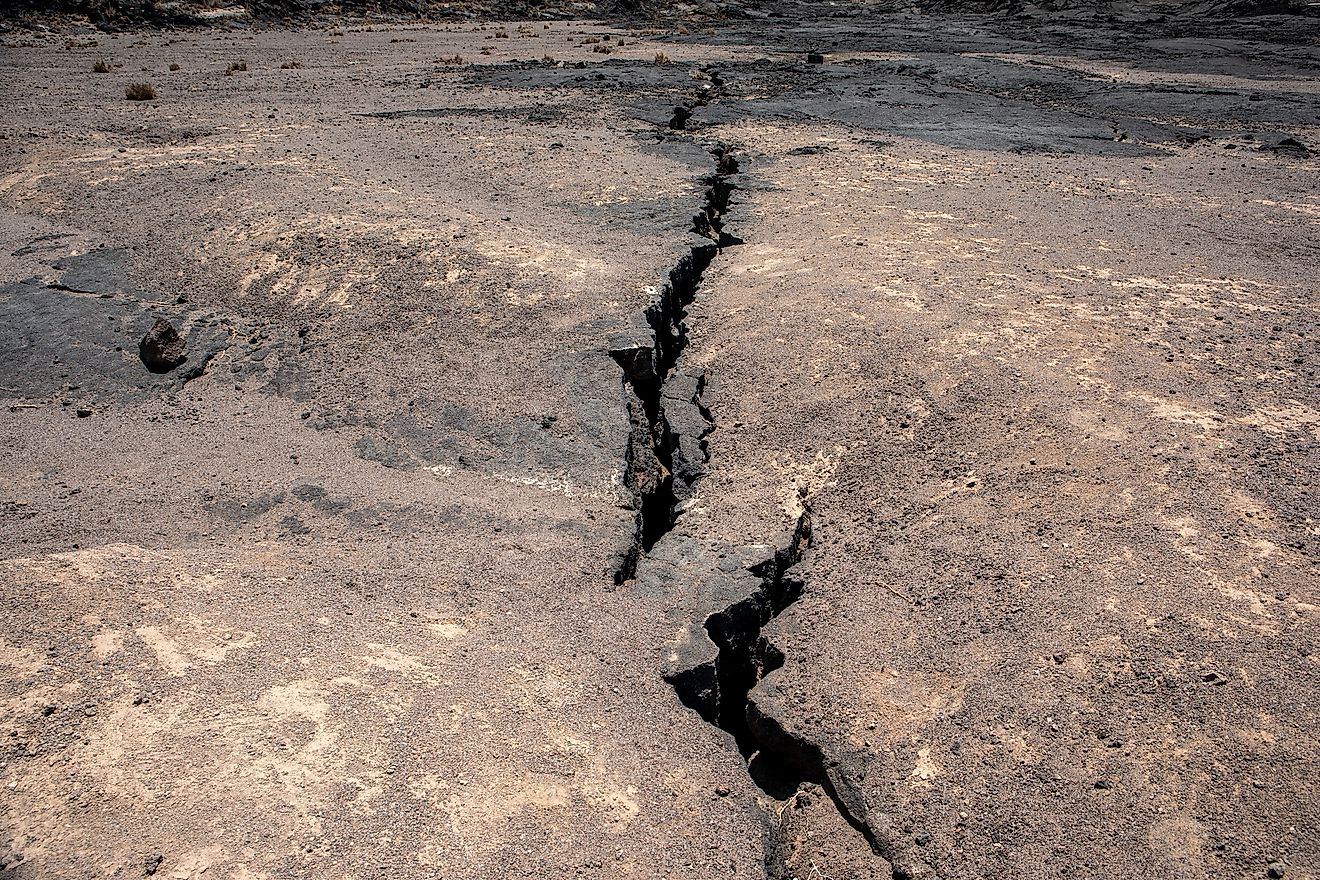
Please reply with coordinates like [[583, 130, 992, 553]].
[[611, 72, 907, 880], [664, 506, 909, 879], [609, 138, 741, 584]]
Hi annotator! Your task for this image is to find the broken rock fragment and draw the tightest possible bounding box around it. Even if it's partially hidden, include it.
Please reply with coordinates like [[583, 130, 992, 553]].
[[138, 318, 187, 373]]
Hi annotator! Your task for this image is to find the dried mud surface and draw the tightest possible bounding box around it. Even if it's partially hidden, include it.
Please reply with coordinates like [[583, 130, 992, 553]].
[[1, 9, 1317, 880]]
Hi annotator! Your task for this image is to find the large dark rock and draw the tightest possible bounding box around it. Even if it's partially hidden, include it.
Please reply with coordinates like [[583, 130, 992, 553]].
[[139, 318, 187, 373]]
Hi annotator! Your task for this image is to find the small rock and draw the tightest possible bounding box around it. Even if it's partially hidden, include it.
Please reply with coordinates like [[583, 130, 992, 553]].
[[143, 853, 163, 876], [1266, 137, 1310, 157], [1267, 863, 1286, 879], [714, 785, 730, 797], [806, 51, 826, 63], [138, 318, 187, 373]]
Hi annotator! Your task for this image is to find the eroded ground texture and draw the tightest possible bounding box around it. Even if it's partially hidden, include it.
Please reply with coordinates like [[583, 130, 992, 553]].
[[1, 6, 1318, 880]]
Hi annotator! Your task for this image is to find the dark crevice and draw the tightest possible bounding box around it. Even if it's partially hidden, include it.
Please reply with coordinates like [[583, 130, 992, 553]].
[[610, 120, 740, 584], [667, 507, 812, 755], [615, 71, 903, 879], [668, 505, 908, 879], [669, 67, 727, 130], [693, 370, 715, 465]]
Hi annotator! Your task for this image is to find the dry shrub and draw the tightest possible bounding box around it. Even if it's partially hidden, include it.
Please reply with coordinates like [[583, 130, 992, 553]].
[[168, 62, 181, 71], [592, 44, 612, 54], [225, 60, 247, 75], [654, 52, 671, 65], [125, 82, 156, 101], [494, 30, 509, 38], [437, 54, 464, 64], [280, 60, 304, 69], [92, 59, 111, 73]]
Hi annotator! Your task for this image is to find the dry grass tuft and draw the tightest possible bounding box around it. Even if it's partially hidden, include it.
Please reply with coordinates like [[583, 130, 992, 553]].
[[92, 59, 111, 73], [592, 44, 612, 54], [436, 54, 464, 65], [654, 52, 671, 65], [125, 82, 156, 101], [494, 30, 509, 38], [225, 60, 247, 75], [280, 60, 304, 69]]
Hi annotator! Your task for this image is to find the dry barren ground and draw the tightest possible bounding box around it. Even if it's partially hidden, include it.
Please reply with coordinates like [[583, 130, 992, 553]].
[[1, 8, 1318, 880]]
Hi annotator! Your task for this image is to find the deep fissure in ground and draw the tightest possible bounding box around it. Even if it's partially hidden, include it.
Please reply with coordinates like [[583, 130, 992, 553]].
[[608, 75, 898, 878], [610, 139, 740, 583]]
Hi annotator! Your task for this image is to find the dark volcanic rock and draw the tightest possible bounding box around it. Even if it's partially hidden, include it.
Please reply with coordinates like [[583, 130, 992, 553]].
[[139, 318, 187, 373]]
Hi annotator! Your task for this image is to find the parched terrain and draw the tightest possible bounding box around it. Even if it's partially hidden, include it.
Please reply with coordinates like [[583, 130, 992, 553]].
[[1, 8, 1317, 880]]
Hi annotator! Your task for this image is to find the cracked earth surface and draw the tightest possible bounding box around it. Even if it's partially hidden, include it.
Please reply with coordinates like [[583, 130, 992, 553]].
[[1, 8, 1318, 880]]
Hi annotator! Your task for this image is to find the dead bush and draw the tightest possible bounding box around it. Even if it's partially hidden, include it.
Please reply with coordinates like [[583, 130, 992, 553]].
[[225, 61, 247, 75], [92, 59, 111, 73], [124, 82, 156, 101]]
